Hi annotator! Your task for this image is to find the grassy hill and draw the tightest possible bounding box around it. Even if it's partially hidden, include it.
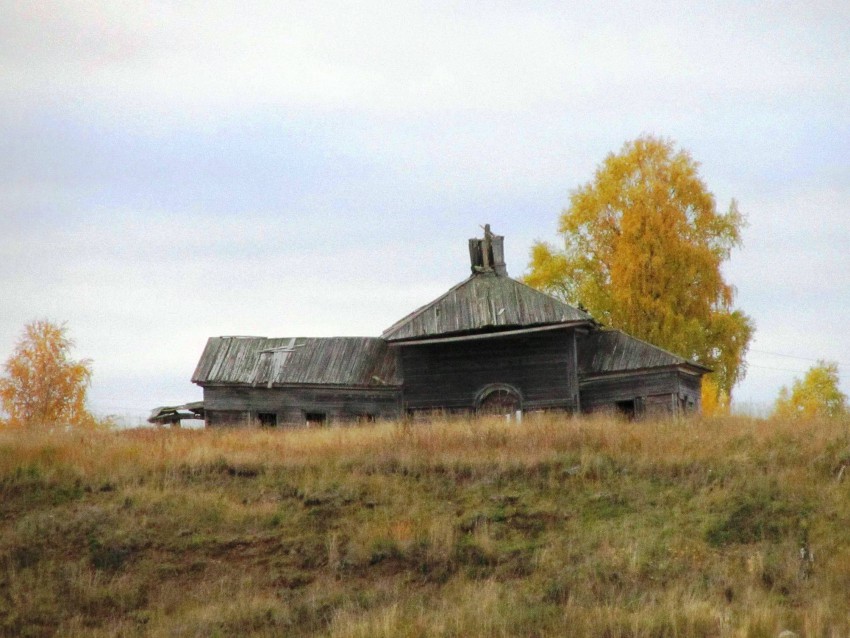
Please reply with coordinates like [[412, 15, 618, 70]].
[[2, 414, 850, 637]]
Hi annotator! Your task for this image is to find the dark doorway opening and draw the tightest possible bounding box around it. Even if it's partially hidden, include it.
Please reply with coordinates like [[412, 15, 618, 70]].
[[257, 412, 277, 427], [477, 385, 522, 417], [615, 400, 636, 420], [305, 412, 327, 426]]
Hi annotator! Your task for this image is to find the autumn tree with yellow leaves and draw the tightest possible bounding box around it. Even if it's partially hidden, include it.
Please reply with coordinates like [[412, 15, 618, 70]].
[[525, 136, 753, 407], [0, 320, 95, 429], [774, 361, 847, 419]]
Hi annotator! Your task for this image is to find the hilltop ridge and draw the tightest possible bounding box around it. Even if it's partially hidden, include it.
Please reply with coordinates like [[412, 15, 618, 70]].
[[2, 415, 849, 637]]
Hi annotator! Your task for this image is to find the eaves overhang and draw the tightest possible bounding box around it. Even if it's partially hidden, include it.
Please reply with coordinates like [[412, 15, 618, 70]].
[[387, 320, 593, 347], [578, 362, 711, 384]]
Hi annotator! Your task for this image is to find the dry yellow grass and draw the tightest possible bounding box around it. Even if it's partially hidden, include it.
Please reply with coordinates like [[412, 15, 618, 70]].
[[2, 414, 850, 637]]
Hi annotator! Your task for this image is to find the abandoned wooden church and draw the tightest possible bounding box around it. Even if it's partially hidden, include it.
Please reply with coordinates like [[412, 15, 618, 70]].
[[191, 228, 708, 426]]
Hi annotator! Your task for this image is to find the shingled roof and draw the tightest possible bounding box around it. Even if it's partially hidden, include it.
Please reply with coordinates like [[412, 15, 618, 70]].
[[382, 271, 593, 342], [192, 336, 400, 387], [577, 330, 710, 376]]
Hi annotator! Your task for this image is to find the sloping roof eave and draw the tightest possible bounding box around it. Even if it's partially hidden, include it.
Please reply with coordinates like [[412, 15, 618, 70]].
[[578, 362, 710, 383], [577, 329, 711, 377], [381, 275, 476, 339]]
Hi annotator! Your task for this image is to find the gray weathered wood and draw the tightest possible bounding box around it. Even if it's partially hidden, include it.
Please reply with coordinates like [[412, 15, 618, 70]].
[[191, 229, 709, 425], [382, 271, 592, 342], [400, 329, 579, 413], [204, 385, 401, 427]]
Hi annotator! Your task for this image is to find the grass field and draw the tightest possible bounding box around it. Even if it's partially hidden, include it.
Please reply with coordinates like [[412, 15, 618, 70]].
[[2, 414, 850, 637]]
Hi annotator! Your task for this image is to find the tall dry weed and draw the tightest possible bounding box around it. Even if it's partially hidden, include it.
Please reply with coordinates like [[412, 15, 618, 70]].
[[3, 414, 850, 636]]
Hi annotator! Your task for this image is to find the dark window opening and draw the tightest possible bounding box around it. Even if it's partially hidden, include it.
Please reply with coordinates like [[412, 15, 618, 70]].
[[257, 412, 277, 427], [615, 400, 636, 420], [305, 412, 327, 426]]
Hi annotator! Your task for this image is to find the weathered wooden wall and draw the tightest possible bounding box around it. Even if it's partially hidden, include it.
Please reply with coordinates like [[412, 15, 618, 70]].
[[676, 371, 702, 415], [203, 385, 401, 427], [579, 368, 702, 416], [580, 369, 679, 412], [398, 330, 578, 413]]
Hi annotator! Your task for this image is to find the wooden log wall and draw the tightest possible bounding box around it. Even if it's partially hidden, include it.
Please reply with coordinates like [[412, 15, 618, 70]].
[[580, 368, 703, 416], [203, 385, 401, 427], [399, 330, 578, 413], [676, 370, 702, 415]]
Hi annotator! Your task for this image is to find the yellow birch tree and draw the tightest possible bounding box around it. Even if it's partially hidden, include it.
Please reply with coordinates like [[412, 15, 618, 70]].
[[774, 361, 847, 419], [0, 320, 95, 429], [525, 136, 754, 401]]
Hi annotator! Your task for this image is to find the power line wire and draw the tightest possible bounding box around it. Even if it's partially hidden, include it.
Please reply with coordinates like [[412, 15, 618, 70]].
[[749, 349, 848, 368], [747, 363, 812, 374]]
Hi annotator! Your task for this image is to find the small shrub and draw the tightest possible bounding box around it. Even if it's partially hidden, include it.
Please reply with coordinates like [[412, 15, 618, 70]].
[[88, 538, 132, 572], [543, 576, 571, 604], [368, 538, 403, 565], [705, 482, 807, 547]]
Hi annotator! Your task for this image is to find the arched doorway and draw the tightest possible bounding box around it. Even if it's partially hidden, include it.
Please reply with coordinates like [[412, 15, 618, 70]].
[[476, 384, 522, 417]]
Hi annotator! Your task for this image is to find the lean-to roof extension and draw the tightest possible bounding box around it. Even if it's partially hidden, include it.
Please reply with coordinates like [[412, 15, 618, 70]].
[[577, 330, 711, 376]]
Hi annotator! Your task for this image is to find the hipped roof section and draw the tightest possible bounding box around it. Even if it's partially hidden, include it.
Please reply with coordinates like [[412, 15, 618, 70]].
[[577, 330, 711, 376], [192, 336, 401, 387], [382, 272, 593, 342]]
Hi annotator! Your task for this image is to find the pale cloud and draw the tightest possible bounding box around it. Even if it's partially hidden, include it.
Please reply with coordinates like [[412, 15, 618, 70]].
[[2, 1, 849, 420], [1, 206, 459, 377], [3, 2, 848, 126]]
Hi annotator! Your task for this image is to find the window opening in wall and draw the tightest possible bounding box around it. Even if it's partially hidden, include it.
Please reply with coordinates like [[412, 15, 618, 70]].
[[305, 412, 327, 427], [257, 413, 277, 427], [615, 400, 636, 421]]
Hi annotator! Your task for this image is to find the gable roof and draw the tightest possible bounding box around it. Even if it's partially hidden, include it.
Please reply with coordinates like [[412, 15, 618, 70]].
[[192, 336, 400, 387], [382, 272, 593, 342], [577, 330, 711, 376]]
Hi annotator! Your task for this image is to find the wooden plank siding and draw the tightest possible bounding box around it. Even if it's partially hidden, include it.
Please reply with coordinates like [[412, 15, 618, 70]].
[[580, 369, 680, 411], [203, 385, 401, 427], [399, 329, 579, 413], [579, 368, 703, 416], [677, 370, 703, 414]]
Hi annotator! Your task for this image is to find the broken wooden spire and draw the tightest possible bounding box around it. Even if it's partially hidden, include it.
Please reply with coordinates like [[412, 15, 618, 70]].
[[468, 224, 507, 276]]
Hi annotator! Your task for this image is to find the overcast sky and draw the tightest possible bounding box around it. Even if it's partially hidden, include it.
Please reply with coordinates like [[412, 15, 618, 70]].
[[2, 1, 849, 423]]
